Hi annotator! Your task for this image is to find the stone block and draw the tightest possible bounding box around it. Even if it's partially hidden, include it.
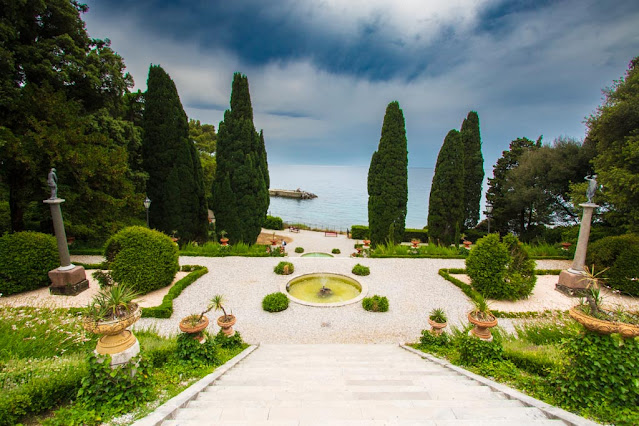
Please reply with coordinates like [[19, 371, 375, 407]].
[[48, 265, 89, 296], [556, 270, 589, 297]]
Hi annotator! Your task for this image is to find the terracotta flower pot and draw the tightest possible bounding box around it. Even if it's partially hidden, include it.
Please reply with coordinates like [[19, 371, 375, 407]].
[[363, 240, 371, 247], [569, 306, 639, 338], [220, 237, 229, 246], [179, 315, 210, 341], [463, 240, 472, 248], [83, 303, 141, 355], [217, 314, 236, 336], [468, 312, 498, 341], [561, 242, 572, 249], [428, 318, 447, 335]]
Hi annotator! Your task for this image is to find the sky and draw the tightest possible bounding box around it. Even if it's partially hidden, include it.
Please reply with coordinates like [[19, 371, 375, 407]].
[[83, 0, 639, 173]]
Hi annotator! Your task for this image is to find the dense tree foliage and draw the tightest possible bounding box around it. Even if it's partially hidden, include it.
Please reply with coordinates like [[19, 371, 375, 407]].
[[428, 129, 464, 245], [211, 73, 269, 244], [0, 0, 146, 239], [367, 101, 408, 246], [142, 65, 207, 242], [189, 119, 217, 207], [460, 111, 484, 229], [587, 57, 639, 232]]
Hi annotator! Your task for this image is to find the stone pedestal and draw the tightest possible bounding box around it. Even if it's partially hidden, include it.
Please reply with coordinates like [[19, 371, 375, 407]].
[[556, 203, 598, 296], [48, 265, 89, 296], [44, 197, 88, 295], [95, 339, 140, 368]]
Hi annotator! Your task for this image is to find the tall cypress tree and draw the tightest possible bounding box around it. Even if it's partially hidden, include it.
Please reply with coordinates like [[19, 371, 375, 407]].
[[460, 111, 484, 229], [212, 73, 269, 244], [428, 129, 464, 246], [367, 101, 408, 246], [142, 65, 208, 242]]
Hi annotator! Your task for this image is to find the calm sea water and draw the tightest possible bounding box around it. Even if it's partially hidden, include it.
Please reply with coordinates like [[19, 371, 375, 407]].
[[268, 165, 434, 231]]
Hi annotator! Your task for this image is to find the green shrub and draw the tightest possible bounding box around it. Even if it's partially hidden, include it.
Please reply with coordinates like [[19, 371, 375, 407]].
[[351, 225, 369, 239], [176, 332, 218, 365], [263, 215, 284, 230], [0, 231, 59, 295], [457, 334, 503, 366], [0, 355, 87, 426], [137, 331, 177, 367], [420, 330, 450, 347], [262, 292, 289, 312], [587, 234, 639, 296], [331, 248, 341, 254], [362, 295, 388, 312], [214, 330, 244, 349], [514, 316, 581, 345], [554, 331, 639, 412], [294, 247, 304, 253], [502, 340, 563, 376], [466, 234, 536, 300], [105, 226, 179, 295], [352, 263, 370, 276], [273, 261, 294, 275], [142, 266, 207, 318]]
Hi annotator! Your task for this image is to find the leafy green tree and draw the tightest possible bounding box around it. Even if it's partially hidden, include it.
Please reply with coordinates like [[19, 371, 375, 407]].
[[367, 101, 408, 246], [142, 65, 207, 242], [428, 130, 464, 245], [189, 119, 217, 207], [588, 57, 639, 232], [460, 111, 484, 229], [211, 73, 269, 244], [0, 0, 145, 238]]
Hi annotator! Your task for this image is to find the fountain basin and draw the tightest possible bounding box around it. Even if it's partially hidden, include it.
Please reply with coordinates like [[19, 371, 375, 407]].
[[282, 273, 367, 307], [300, 252, 334, 258]]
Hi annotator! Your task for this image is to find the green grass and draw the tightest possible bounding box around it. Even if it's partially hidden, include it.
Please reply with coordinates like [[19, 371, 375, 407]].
[[371, 242, 465, 258], [523, 243, 571, 258]]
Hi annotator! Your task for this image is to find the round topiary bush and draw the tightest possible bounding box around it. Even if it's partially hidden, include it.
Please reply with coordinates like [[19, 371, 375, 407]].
[[352, 263, 370, 276], [0, 231, 59, 295], [331, 248, 341, 254], [105, 226, 179, 295], [274, 261, 294, 275], [466, 234, 536, 300], [262, 292, 289, 312], [263, 215, 284, 230], [587, 234, 639, 296], [362, 295, 388, 312], [295, 247, 304, 253]]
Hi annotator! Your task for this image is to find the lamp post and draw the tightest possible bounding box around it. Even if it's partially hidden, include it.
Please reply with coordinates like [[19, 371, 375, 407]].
[[144, 197, 151, 228], [485, 202, 493, 234]]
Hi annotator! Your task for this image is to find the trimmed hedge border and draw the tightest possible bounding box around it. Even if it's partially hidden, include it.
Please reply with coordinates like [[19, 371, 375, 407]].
[[69, 248, 104, 255], [179, 251, 273, 257], [439, 268, 567, 318], [371, 254, 466, 259], [141, 266, 208, 318]]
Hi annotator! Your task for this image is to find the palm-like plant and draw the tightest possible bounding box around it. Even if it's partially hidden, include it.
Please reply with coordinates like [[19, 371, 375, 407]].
[[211, 294, 231, 321], [579, 264, 608, 316], [429, 308, 447, 323], [470, 296, 494, 322], [85, 283, 139, 321]]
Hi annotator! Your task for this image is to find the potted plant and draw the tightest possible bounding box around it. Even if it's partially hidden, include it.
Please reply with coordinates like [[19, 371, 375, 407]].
[[83, 284, 141, 356], [271, 232, 278, 246], [219, 230, 229, 246], [179, 299, 218, 342], [468, 297, 498, 341], [211, 294, 236, 336], [170, 230, 179, 243], [560, 242, 572, 250], [363, 239, 371, 248], [428, 308, 448, 335], [463, 240, 472, 249], [569, 265, 639, 338], [411, 239, 420, 249]]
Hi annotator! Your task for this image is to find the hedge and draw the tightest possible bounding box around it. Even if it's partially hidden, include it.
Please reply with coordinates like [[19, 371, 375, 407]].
[[350, 225, 428, 242], [263, 215, 284, 230], [141, 266, 208, 318], [105, 226, 179, 295], [0, 231, 59, 295], [351, 225, 369, 239], [587, 234, 639, 296]]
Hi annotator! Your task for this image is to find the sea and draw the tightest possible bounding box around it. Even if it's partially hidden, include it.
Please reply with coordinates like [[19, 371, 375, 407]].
[[268, 165, 434, 231]]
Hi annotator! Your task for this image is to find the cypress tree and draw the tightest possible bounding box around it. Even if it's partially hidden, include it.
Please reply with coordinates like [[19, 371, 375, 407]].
[[460, 111, 484, 229], [367, 101, 408, 246], [142, 65, 208, 242], [428, 129, 464, 246], [212, 73, 269, 244]]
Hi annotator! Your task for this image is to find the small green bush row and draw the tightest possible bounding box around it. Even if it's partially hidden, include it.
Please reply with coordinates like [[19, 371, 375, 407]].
[[274, 261, 294, 275], [262, 292, 289, 312], [362, 295, 388, 312], [180, 242, 282, 257], [142, 266, 208, 318], [263, 216, 284, 230], [352, 263, 370, 276], [350, 225, 428, 242], [0, 231, 59, 295]]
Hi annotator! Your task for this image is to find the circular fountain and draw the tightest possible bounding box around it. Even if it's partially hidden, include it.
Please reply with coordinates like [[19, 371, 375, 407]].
[[300, 252, 333, 258], [283, 273, 367, 307]]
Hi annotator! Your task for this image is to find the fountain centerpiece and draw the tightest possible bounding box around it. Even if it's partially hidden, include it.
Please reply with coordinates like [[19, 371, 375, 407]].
[[283, 273, 368, 307]]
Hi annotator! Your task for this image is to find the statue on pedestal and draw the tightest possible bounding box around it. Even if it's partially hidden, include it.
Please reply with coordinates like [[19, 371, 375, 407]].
[[585, 174, 598, 204], [47, 168, 58, 199]]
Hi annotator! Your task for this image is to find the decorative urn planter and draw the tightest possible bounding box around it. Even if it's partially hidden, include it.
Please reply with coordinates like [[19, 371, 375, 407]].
[[560, 242, 572, 250], [217, 314, 236, 336], [411, 239, 419, 249], [220, 237, 229, 246], [463, 240, 472, 249], [569, 306, 639, 338], [428, 319, 447, 335], [179, 315, 210, 342], [468, 312, 498, 341], [271, 239, 278, 246], [363, 239, 371, 248], [83, 303, 142, 355]]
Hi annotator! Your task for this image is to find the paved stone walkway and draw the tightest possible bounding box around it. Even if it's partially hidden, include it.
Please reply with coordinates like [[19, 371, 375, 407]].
[[160, 344, 578, 426]]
